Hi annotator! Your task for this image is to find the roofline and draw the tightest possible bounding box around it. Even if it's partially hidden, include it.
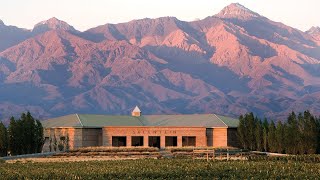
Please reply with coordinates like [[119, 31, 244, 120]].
[[213, 114, 228, 127], [44, 113, 237, 119], [76, 114, 83, 127], [44, 126, 236, 129], [103, 126, 207, 128], [44, 127, 85, 129]]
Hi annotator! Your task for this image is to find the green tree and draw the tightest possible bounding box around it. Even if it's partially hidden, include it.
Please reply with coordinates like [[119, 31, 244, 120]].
[[0, 121, 8, 156], [8, 117, 19, 155], [297, 113, 305, 154], [268, 120, 277, 152], [237, 115, 247, 149], [275, 121, 285, 153], [262, 118, 269, 152], [35, 119, 44, 153], [255, 119, 263, 151], [8, 112, 44, 155], [246, 113, 256, 150], [303, 111, 318, 154], [285, 112, 299, 154]]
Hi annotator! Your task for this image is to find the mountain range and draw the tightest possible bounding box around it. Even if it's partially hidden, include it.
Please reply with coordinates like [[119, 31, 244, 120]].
[[1, 3, 320, 121]]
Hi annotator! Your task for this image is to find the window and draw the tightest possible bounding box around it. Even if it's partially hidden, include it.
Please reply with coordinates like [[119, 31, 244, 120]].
[[131, 136, 144, 146], [112, 136, 127, 147], [182, 136, 196, 146], [60, 136, 66, 141], [148, 136, 160, 148], [165, 136, 177, 147]]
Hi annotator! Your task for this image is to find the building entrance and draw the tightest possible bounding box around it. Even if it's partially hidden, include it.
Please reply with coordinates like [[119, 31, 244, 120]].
[[148, 136, 160, 148]]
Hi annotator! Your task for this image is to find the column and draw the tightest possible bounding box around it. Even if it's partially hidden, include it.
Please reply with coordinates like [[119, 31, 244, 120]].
[[160, 136, 166, 148], [177, 136, 182, 147], [143, 135, 149, 147], [127, 136, 132, 147]]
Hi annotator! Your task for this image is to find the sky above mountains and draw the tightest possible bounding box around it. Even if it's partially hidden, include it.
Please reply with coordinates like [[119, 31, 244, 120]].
[[0, 0, 319, 32]]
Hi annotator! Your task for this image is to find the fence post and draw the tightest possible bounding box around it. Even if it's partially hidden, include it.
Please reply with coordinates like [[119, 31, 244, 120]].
[[212, 149, 215, 161], [192, 149, 194, 161], [227, 149, 229, 161]]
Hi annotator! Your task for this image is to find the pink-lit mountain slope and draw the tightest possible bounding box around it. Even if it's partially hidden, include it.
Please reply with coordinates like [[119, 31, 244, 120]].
[[0, 3, 320, 120]]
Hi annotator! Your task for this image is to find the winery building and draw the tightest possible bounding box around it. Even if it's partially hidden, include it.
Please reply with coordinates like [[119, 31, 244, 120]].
[[42, 107, 239, 151]]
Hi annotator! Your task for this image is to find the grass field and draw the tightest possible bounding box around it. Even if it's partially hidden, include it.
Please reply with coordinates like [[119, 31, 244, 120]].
[[1, 159, 320, 179]]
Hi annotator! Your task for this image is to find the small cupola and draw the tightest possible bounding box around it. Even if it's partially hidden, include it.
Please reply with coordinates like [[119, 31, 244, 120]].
[[132, 106, 141, 117]]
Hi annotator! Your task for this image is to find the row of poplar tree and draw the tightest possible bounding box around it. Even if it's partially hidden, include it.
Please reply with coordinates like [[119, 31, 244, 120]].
[[238, 111, 320, 154], [0, 112, 44, 156]]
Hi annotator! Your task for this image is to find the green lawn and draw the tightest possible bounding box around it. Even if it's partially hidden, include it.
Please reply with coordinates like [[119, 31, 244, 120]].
[[1, 159, 320, 179]]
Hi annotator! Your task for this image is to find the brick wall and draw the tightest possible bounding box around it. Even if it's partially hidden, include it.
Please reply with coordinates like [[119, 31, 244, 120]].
[[42, 126, 238, 151], [43, 128, 101, 152], [213, 128, 228, 147], [82, 129, 102, 147], [102, 127, 207, 148]]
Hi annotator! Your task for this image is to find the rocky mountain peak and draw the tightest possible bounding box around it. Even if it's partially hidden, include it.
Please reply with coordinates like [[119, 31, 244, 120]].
[[0, 19, 4, 26], [33, 17, 76, 33], [216, 3, 260, 19], [307, 26, 320, 35]]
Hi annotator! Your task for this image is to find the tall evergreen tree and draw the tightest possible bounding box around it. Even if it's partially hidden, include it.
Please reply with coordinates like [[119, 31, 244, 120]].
[[8, 117, 18, 155], [285, 112, 299, 154], [35, 119, 44, 153], [268, 120, 277, 153], [0, 121, 8, 156], [303, 111, 318, 154], [8, 112, 44, 155], [237, 115, 247, 149], [246, 113, 256, 150], [275, 121, 285, 153], [262, 118, 269, 152], [297, 113, 305, 154], [238, 111, 320, 155], [255, 119, 263, 151]]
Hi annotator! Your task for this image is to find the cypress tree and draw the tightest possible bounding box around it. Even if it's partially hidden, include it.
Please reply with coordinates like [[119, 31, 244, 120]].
[[268, 120, 276, 152], [0, 121, 8, 156], [262, 118, 269, 152], [297, 113, 305, 154], [275, 121, 285, 153], [8, 112, 44, 155], [246, 113, 256, 150], [255, 119, 263, 151], [316, 116, 320, 154], [285, 112, 299, 154], [237, 115, 247, 149], [303, 111, 318, 154], [8, 117, 18, 155], [35, 119, 44, 153]]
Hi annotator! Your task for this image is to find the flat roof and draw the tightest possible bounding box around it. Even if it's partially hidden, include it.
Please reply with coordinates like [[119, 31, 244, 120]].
[[42, 114, 239, 129]]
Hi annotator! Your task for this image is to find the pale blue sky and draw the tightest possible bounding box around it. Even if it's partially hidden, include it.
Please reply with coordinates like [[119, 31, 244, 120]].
[[0, 0, 319, 31]]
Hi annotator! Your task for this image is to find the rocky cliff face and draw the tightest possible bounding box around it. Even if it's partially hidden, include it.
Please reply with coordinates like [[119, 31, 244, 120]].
[[0, 4, 320, 120]]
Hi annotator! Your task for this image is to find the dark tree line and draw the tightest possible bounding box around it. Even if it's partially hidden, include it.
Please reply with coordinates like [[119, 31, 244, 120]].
[[0, 112, 44, 156], [238, 111, 320, 154]]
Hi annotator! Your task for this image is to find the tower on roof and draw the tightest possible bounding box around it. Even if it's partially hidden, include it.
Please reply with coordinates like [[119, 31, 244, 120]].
[[132, 106, 141, 117]]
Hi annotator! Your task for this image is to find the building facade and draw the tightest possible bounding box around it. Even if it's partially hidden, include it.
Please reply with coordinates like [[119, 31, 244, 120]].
[[42, 107, 239, 151]]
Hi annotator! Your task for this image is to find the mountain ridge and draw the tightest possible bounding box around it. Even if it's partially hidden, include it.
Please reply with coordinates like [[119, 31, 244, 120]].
[[0, 3, 320, 120]]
